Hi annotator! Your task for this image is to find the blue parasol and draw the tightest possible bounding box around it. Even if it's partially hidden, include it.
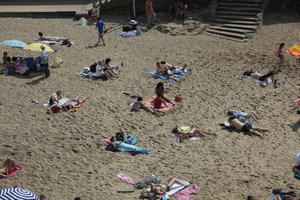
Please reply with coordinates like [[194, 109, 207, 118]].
[[0, 40, 27, 48]]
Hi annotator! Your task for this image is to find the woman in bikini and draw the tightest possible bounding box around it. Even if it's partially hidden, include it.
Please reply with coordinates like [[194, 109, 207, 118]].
[[64, 97, 88, 110], [172, 126, 206, 141], [150, 176, 187, 195], [0, 158, 17, 177], [154, 82, 174, 109]]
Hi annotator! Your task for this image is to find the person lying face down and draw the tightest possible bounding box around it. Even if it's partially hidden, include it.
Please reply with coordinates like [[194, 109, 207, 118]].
[[228, 116, 269, 137], [0, 158, 17, 177], [38, 32, 66, 42], [243, 69, 280, 83], [64, 97, 88, 111]]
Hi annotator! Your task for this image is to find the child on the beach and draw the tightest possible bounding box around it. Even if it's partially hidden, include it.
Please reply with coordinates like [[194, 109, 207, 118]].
[[275, 43, 285, 65]]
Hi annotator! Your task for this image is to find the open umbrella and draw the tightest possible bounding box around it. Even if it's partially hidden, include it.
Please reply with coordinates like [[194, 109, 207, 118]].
[[0, 40, 27, 48], [286, 45, 300, 57], [24, 43, 54, 53], [0, 187, 38, 200]]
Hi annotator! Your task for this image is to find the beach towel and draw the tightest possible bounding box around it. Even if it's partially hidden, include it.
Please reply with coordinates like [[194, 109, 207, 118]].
[[134, 174, 161, 189], [293, 98, 300, 104], [144, 98, 174, 112], [173, 185, 199, 200], [116, 29, 143, 37], [172, 126, 201, 141], [162, 179, 190, 200], [43, 98, 70, 107], [287, 45, 300, 57], [246, 76, 272, 87], [147, 68, 191, 82], [117, 173, 134, 184], [5, 165, 22, 178], [113, 142, 150, 154], [78, 70, 107, 81]]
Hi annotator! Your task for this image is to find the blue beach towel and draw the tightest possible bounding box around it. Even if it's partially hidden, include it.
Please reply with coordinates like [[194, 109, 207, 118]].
[[116, 29, 143, 37], [147, 68, 192, 82], [246, 76, 273, 87], [43, 98, 70, 107], [113, 142, 150, 154]]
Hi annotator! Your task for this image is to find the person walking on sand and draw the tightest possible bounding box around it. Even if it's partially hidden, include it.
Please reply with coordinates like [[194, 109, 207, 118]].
[[95, 18, 106, 46], [40, 45, 50, 77], [145, 0, 154, 28]]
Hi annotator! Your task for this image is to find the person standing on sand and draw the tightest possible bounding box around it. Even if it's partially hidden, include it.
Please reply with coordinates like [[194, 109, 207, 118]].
[[275, 43, 285, 66], [40, 45, 50, 78], [95, 18, 106, 46], [145, 0, 154, 28]]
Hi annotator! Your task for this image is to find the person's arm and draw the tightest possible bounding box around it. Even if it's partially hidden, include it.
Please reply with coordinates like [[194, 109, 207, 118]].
[[95, 22, 97, 30]]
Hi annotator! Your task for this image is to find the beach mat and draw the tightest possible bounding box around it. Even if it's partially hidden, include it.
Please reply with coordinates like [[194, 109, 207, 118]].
[[43, 98, 69, 107], [147, 68, 192, 82]]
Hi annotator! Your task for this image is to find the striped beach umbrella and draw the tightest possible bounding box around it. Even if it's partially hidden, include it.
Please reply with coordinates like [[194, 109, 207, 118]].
[[0, 187, 38, 200]]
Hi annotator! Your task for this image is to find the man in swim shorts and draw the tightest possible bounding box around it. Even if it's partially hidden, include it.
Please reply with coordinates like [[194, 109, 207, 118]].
[[95, 18, 106, 46]]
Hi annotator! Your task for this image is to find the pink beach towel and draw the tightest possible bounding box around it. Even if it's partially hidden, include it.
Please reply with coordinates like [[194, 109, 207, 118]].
[[117, 173, 133, 184], [293, 98, 300, 104], [173, 185, 199, 200], [5, 165, 22, 178], [145, 98, 174, 108]]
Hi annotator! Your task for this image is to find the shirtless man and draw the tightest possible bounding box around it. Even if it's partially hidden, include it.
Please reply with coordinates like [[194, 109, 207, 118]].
[[38, 32, 66, 42], [150, 176, 186, 195], [156, 62, 177, 81], [275, 43, 285, 65], [228, 116, 268, 137]]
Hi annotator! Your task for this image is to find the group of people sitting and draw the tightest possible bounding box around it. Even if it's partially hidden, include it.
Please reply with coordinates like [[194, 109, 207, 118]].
[[46, 91, 87, 114], [2, 52, 30, 76], [131, 82, 175, 115], [222, 109, 268, 137], [156, 61, 188, 81], [89, 58, 121, 80]]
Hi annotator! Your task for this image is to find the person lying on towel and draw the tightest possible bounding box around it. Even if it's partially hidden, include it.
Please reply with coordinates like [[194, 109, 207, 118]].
[[227, 116, 268, 138], [171, 126, 206, 141], [64, 97, 88, 111], [38, 32, 67, 42], [156, 62, 177, 81], [0, 158, 17, 177], [160, 61, 187, 74], [47, 91, 63, 114], [131, 97, 162, 115], [243, 69, 280, 86], [150, 176, 187, 195], [227, 109, 260, 122]]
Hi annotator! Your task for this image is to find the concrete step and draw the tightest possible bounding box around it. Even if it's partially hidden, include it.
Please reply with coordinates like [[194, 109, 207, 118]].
[[216, 10, 259, 16], [204, 31, 247, 42], [216, 14, 259, 21], [218, 2, 262, 7], [210, 23, 258, 30], [205, 28, 250, 39], [208, 26, 254, 33], [215, 18, 260, 25], [217, 6, 261, 12]]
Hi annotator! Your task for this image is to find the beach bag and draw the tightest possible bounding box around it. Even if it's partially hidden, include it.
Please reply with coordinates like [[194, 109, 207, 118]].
[[90, 64, 97, 73], [52, 56, 63, 68], [115, 132, 125, 142], [124, 136, 137, 145]]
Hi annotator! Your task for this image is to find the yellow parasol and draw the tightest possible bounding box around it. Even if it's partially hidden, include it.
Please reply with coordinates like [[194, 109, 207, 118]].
[[24, 43, 54, 52], [286, 45, 300, 57]]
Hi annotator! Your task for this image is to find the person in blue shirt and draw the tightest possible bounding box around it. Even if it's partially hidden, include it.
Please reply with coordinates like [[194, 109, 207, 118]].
[[95, 18, 106, 46]]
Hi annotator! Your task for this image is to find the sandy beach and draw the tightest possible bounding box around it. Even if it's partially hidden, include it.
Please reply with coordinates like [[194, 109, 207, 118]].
[[0, 15, 300, 200]]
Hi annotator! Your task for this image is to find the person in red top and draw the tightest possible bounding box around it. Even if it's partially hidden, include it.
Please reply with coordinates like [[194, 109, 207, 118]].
[[145, 0, 154, 28]]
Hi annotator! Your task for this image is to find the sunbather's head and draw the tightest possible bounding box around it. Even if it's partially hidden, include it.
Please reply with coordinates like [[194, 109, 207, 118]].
[[279, 43, 285, 48], [38, 32, 43, 37], [227, 109, 235, 115], [157, 82, 164, 88], [56, 90, 62, 96], [156, 62, 161, 67], [3, 52, 7, 57], [160, 61, 166, 64], [2, 158, 16, 169], [137, 97, 143, 102], [105, 58, 111, 64], [243, 71, 252, 77], [171, 127, 179, 134]]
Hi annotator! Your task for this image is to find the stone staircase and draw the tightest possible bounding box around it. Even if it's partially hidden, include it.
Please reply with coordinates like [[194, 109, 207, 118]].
[[205, 0, 266, 42]]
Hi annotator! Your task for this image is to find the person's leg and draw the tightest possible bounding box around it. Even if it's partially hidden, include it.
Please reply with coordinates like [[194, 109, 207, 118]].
[[166, 177, 185, 188], [147, 13, 151, 27], [101, 35, 105, 46], [252, 127, 269, 132], [249, 129, 263, 137], [163, 176, 174, 185], [190, 128, 205, 137], [45, 63, 50, 77]]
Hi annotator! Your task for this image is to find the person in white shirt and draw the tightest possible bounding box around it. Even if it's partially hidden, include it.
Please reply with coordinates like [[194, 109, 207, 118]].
[[40, 45, 50, 77]]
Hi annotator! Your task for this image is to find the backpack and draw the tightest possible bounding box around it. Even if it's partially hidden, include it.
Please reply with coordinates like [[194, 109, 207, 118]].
[[124, 136, 137, 145], [90, 63, 97, 73], [115, 132, 125, 142]]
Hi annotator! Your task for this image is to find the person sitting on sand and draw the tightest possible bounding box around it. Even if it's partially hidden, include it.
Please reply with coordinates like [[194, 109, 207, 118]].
[[227, 109, 260, 122], [47, 91, 63, 114], [150, 176, 187, 195], [131, 97, 161, 115], [0, 158, 17, 177], [2, 51, 9, 65], [172, 125, 206, 141], [95, 61, 117, 80], [243, 69, 280, 85], [228, 116, 268, 137], [102, 58, 119, 78], [38, 32, 66, 42], [156, 62, 177, 81], [154, 82, 174, 109], [275, 43, 285, 66]]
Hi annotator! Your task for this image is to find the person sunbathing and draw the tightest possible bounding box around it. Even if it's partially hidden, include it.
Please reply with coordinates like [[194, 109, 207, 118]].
[[131, 97, 162, 115], [46, 91, 62, 114], [64, 97, 87, 110], [243, 69, 280, 84], [150, 176, 186, 195], [160, 61, 187, 72], [227, 109, 260, 122], [172, 126, 206, 141], [0, 158, 17, 177], [228, 116, 268, 137], [156, 62, 177, 81], [102, 58, 119, 78], [38, 32, 66, 42]]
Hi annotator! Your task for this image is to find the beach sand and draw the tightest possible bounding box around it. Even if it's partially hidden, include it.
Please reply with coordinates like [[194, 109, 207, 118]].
[[0, 16, 299, 200]]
